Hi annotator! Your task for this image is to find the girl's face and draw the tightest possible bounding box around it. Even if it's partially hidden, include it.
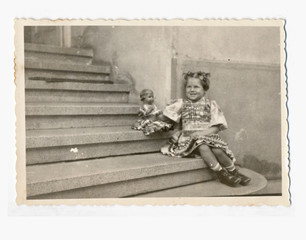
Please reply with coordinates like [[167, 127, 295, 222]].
[[185, 77, 205, 102], [143, 92, 154, 104]]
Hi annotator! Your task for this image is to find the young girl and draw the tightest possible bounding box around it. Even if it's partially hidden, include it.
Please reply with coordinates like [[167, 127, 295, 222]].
[[132, 89, 173, 136], [160, 71, 251, 187]]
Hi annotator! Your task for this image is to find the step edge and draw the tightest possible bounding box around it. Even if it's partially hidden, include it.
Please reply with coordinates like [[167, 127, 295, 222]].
[[25, 59, 111, 74], [25, 81, 131, 92], [26, 158, 208, 196], [25, 43, 94, 57], [135, 168, 268, 198], [25, 104, 139, 116], [26, 70, 111, 81], [26, 130, 173, 148]]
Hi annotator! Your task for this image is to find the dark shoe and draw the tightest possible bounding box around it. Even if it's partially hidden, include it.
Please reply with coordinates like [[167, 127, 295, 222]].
[[229, 169, 251, 186], [215, 169, 241, 187]]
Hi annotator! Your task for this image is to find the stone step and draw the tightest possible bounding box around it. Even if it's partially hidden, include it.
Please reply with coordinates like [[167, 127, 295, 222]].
[[25, 90, 129, 103], [26, 70, 110, 83], [26, 153, 215, 198], [25, 81, 130, 103], [25, 59, 111, 75], [26, 126, 173, 164], [26, 114, 138, 130], [26, 126, 171, 148], [25, 80, 129, 92], [26, 102, 139, 116], [25, 43, 93, 65], [136, 168, 267, 197], [25, 43, 94, 58], [26, 102, 139, 129]]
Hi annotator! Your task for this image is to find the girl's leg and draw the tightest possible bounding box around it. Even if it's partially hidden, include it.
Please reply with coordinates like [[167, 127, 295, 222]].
[[197, 145, 241, 187], [198, 145, 222, 171], [211, 148, 235, 171], [211, 147, 251, 185]]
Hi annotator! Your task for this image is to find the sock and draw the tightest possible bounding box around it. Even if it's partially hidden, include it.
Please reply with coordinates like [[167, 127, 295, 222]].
[[225, 163, 235, 172], [211, 163, 222, 171]]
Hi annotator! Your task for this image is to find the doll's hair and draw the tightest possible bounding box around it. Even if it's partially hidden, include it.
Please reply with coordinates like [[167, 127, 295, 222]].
[[183, 71, 211, 91], [139, 89, 154, 101]]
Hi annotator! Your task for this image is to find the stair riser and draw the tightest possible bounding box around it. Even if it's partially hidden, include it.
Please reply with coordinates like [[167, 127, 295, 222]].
[[25, 59, 111, 74], [26, 105, 138, 116], [25, 52, 93, 65], [25, 90, 129, 103], [26, 139, 168, 165], [25, 43, 93, 57], [26, 70, 111, 83], [27, 168, 215, 198], [26, 115, 138, 130], [26, 128, 171, 148], [25, 80, 130, 92]]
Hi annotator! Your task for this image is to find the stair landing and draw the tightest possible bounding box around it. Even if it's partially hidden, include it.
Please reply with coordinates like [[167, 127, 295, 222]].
[[136, 168, 267, 197]]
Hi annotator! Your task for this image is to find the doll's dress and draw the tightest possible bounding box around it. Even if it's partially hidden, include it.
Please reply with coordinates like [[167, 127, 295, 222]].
[[132, 104, 173, 136], [161, 97, 236, 162]]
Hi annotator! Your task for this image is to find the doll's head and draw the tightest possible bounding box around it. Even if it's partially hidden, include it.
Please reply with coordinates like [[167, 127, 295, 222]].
[[140, 89, 154, 104], [183, 71, 210, 102]]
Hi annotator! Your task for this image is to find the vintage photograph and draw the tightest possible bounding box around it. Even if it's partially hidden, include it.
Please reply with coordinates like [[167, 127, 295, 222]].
[[15, 19, 289, 205]]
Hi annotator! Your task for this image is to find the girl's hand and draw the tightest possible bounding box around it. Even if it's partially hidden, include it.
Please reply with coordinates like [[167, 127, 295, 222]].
[[155, 110, 163, 116], [157, 114, 167, 121]]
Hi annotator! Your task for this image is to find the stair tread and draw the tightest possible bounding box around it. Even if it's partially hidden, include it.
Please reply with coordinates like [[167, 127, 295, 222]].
[[26, 80, 131, 92], [26, 70, 110, 83], [27, 102, 138, 106], [26, 126, 173, 148], [136, 168, 267, 197], [26, 102, 139, 115], [25, 59, 111, 74], [25, 43, 93, 57], [26, 153, 208, 196], [27, 125, 147, 136]]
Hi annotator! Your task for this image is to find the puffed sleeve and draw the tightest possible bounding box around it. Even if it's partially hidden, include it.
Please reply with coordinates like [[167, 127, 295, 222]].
[[163, 99, 184, 123], [209, 100, 228, 131]]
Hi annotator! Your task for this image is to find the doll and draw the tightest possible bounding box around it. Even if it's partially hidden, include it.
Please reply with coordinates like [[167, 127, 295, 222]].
[[132, 89, 173, 136]]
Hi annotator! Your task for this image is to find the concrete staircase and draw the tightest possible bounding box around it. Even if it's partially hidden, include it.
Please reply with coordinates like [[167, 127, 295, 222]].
[[25, 43, 267, 199]]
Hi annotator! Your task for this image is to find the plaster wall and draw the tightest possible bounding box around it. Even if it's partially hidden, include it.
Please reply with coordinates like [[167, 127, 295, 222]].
[[80, 26, 174, 108], [79, 26, 280, 105], [175, 26, 280, 64]]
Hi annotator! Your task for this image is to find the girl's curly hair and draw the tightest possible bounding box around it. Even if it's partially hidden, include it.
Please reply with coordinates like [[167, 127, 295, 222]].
[[183, 71, 211, 91]]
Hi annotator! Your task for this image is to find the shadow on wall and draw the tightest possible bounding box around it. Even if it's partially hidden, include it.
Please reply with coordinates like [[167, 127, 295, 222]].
[[113, 67, 139, 104], [240, 155, 282, 180]]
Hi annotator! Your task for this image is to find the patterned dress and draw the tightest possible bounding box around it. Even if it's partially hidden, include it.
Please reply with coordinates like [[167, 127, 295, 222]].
[[161, 97, 236, 162], [132, 104, 173, 136]]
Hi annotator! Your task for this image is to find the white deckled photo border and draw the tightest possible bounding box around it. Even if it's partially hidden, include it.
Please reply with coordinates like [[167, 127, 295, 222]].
[[14, 19, 289, 206]]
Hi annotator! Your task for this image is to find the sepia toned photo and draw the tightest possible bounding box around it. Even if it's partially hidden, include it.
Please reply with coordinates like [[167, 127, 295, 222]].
[[15, 19, 289, 206]]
